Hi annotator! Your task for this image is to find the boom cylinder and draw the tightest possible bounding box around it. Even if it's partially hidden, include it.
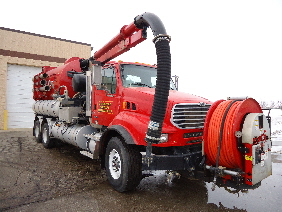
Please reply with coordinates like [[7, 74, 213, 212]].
[[94, 22, 140, 61]]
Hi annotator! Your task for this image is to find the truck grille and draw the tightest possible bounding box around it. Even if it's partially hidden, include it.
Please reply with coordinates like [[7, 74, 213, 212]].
[[171, 103, 211, 129]]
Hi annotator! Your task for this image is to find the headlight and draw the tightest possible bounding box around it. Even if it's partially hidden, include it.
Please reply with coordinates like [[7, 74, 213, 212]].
[[159, 134, 169, 143]]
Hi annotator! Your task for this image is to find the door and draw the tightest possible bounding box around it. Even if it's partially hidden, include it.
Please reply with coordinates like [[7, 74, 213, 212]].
[[92, 66, 120, 126], [6, 64, 40, 128]]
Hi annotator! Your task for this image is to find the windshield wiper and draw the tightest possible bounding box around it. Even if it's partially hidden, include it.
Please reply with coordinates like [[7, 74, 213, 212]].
[[131, 83, 152, 88]]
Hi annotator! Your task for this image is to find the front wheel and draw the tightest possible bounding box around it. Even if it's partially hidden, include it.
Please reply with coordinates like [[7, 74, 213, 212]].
[[105, 137, 142, 192], [41, 123, 54, 149]]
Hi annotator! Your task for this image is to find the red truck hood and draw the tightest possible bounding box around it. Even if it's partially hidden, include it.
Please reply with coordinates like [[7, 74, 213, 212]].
[[122, 87, 212, 104], [121, 87, 213, 117]]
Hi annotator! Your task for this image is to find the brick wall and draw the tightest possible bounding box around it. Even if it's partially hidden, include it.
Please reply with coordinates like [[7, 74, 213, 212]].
[[0, 28, 91, 60]]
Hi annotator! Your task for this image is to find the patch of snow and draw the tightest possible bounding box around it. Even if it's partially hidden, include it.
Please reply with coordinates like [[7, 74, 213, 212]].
[[271, 146, 282, 154], [268, 109, 282, 136]]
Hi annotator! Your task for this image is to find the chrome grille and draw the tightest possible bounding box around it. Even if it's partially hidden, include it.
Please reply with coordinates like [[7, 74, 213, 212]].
[[171, 103, 211, 129]]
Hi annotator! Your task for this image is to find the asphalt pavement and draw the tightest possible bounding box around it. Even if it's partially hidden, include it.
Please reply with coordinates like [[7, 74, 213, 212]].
[[0, 129, 281, 212]]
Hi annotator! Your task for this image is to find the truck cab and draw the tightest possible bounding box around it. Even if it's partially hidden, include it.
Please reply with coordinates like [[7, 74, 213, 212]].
[[91, 61, 212, 148]]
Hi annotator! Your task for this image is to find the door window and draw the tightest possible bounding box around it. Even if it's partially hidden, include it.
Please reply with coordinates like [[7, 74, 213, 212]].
[[100, 67, 116, 94]]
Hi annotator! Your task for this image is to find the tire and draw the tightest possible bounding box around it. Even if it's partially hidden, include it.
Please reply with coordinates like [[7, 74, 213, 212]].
[[105, 137, 142, 192], [34, 120, 42, 143], [41, 122, 54, 149]]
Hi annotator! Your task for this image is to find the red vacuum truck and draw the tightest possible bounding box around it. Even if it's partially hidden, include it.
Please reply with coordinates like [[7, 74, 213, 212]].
[[32, 12, 272, 192]]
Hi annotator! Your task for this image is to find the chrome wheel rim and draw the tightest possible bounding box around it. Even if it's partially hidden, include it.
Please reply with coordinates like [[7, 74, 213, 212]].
[[109, 149, 121, 179], [35, 124, 40, 138], [42, 127, 48, 144]]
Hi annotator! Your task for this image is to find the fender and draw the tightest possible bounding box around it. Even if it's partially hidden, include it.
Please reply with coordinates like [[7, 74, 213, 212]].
[[107, 125, 135, 145], [108, 111, 177, 146], [109, 111, 150, 146], [98, 112, 149, 164]]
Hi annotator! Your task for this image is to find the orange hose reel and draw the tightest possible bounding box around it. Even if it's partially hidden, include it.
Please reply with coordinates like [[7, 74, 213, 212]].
[[203, 98, 262, 170]]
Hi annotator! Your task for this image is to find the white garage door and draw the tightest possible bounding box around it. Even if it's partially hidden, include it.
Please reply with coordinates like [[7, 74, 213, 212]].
[[6, 64, 41, 128]]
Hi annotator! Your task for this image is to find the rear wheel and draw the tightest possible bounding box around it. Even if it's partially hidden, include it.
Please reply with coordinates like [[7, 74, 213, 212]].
[[34, 120, 42, 143], [41, 123, 54, 149], [105, 137, 142, 192]]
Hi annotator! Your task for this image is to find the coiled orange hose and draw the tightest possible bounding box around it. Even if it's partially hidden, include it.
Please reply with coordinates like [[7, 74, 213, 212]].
[[204, 98, 262, 170]]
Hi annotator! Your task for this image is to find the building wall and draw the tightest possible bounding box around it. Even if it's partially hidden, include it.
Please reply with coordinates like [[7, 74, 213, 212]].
[[0, 28, 91, 61], [0, 27, 92, 129]]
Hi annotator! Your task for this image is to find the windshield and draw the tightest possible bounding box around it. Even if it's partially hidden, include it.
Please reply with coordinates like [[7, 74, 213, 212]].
[[120, 64, 176, 90]]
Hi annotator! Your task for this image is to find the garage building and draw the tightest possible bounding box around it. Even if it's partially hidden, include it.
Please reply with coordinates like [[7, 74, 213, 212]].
[[0, 27, 92, 129]]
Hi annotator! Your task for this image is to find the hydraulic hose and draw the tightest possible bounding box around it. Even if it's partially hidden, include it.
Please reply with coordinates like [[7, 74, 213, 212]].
[[135, 12, 171, 143]]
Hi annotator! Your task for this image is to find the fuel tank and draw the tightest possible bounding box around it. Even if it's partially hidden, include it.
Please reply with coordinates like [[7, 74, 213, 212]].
[[32, 100, 60, 117], [50, 121, 95, 149]]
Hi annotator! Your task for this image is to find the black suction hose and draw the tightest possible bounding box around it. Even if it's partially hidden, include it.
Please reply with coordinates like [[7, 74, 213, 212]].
[[135, 12, 171, 144]]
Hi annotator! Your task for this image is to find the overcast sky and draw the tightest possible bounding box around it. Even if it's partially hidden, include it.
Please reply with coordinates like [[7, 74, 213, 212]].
[[1, 0, 282, 102]]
